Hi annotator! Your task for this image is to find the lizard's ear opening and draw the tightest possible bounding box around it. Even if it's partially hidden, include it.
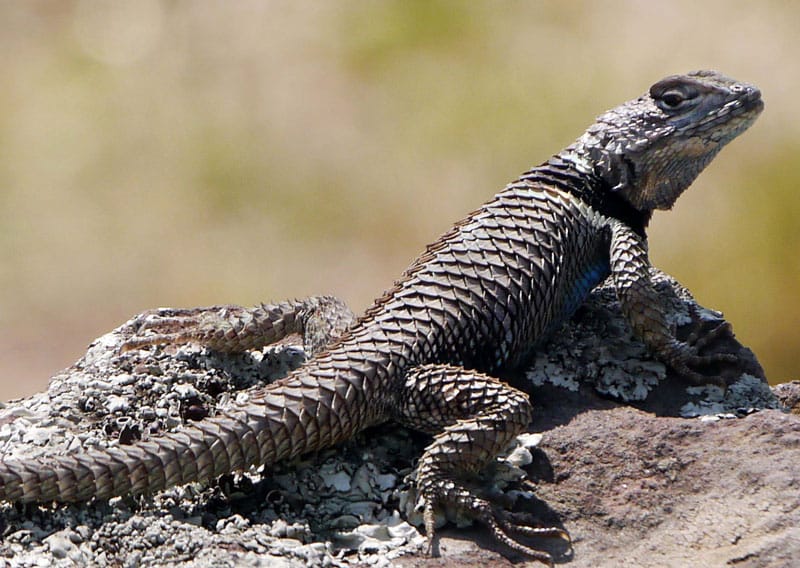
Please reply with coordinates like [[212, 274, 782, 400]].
[[593, 151, 633, 199]]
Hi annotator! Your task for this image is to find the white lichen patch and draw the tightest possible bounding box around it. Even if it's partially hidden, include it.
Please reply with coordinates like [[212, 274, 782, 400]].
[[104, 394, 130, 413], [681, 374, 780, 418], [503, 433, 543, 468], [321, 467, 353, 492], [527, 360, 582, 391], [595, 359, 665, 401]]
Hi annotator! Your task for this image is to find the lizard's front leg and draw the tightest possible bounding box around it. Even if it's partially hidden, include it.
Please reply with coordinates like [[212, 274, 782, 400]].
[[395, 364, 569, 566], [608, 221, 736, 386], [122, 295, 354, 356]]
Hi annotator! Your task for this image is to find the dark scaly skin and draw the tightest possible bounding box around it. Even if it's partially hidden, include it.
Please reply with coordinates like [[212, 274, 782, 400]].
[[0, 71, 763, 565]]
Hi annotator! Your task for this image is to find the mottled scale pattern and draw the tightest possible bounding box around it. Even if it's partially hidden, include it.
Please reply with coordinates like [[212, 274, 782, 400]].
[[0, 71, 763, 565], [0, 179, 609, 506]]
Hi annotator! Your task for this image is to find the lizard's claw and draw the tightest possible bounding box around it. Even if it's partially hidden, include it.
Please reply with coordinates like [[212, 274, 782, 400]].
[[120, 307, 227, 352], [423, 494, 568, 567], [501, 511, 572, 543], [683, 321, 736, 355], [667, 320, 738, 387], [120, 297, 351, 356]]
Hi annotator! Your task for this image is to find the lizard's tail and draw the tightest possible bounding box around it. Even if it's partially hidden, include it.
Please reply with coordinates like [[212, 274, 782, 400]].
[[0, 369, 373, 503]]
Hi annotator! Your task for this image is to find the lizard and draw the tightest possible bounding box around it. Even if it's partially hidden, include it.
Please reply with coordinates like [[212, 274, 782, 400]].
[[0, 70, 763, 565]]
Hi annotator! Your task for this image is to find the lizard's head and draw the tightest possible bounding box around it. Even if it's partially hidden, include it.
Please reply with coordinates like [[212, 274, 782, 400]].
[[572, 70, 763, 211]]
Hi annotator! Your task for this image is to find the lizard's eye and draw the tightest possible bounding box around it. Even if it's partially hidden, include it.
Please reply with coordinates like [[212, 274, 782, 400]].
[[660, 91, 685, 108], [654, 87, 699, 112]]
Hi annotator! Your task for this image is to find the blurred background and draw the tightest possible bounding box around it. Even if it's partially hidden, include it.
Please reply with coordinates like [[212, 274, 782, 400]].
[[0, 1, 797, 400]]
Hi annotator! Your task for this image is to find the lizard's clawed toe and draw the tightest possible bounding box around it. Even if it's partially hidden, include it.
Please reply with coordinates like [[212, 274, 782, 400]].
[[121, 309, 204, 352], [665, 318, 743, 387], [684, 320, 733, 350], [423, 491, 568, 567], [501, 511, 571, 542], [478, 501, 567, 566]]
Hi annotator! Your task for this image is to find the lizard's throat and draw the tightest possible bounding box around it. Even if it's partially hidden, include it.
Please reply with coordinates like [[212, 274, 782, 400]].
[[621, 145, 722, 211]]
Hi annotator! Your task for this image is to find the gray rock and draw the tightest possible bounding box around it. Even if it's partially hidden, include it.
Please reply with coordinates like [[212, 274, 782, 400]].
[[0, 270, 795, 567]]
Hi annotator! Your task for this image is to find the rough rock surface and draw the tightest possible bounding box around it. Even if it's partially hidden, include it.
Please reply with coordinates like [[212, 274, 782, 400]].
[[0, 271, 796, 567]]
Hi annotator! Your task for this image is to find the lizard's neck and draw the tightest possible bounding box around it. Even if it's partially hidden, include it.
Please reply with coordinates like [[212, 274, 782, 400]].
[[519, 150, 652, 238]]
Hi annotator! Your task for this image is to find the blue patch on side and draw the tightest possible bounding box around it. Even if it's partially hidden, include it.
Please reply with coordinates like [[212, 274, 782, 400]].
[[561, 261, 610, 320]]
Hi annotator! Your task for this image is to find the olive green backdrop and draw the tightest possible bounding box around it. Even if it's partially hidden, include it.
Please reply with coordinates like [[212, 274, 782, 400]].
[[1, 1, 797, 399]]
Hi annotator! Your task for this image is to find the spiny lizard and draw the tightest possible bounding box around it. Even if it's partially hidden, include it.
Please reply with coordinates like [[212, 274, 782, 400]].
[[0, 70, 763, 565]]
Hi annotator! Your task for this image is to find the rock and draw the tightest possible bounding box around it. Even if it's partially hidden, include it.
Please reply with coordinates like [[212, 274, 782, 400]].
[[0, 270, 796, 567], [773, 380, 800, 414], [524, 407, 799, 567]]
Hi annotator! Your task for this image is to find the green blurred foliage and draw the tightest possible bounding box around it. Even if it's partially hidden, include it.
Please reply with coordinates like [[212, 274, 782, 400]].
[[0, 1, 797, 398]]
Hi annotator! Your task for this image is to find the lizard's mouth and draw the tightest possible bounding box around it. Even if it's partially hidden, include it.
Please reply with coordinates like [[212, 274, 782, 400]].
[[741, 86, 764, 114], [733, 83, 764, 118], [702, 85, 764, 144]]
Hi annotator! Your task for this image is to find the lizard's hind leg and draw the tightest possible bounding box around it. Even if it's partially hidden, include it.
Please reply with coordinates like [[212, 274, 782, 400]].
[[121, 295, 354, 355], [395, 364, 568, 566]]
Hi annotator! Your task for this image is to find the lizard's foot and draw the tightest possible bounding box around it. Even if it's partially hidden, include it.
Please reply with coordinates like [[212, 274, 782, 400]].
[[666, 320, 739, 387], [396, 364, 568, 565], [421, 487, 568, 566], [121, 296, 354, 355], [121, 306, 254, 353]]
